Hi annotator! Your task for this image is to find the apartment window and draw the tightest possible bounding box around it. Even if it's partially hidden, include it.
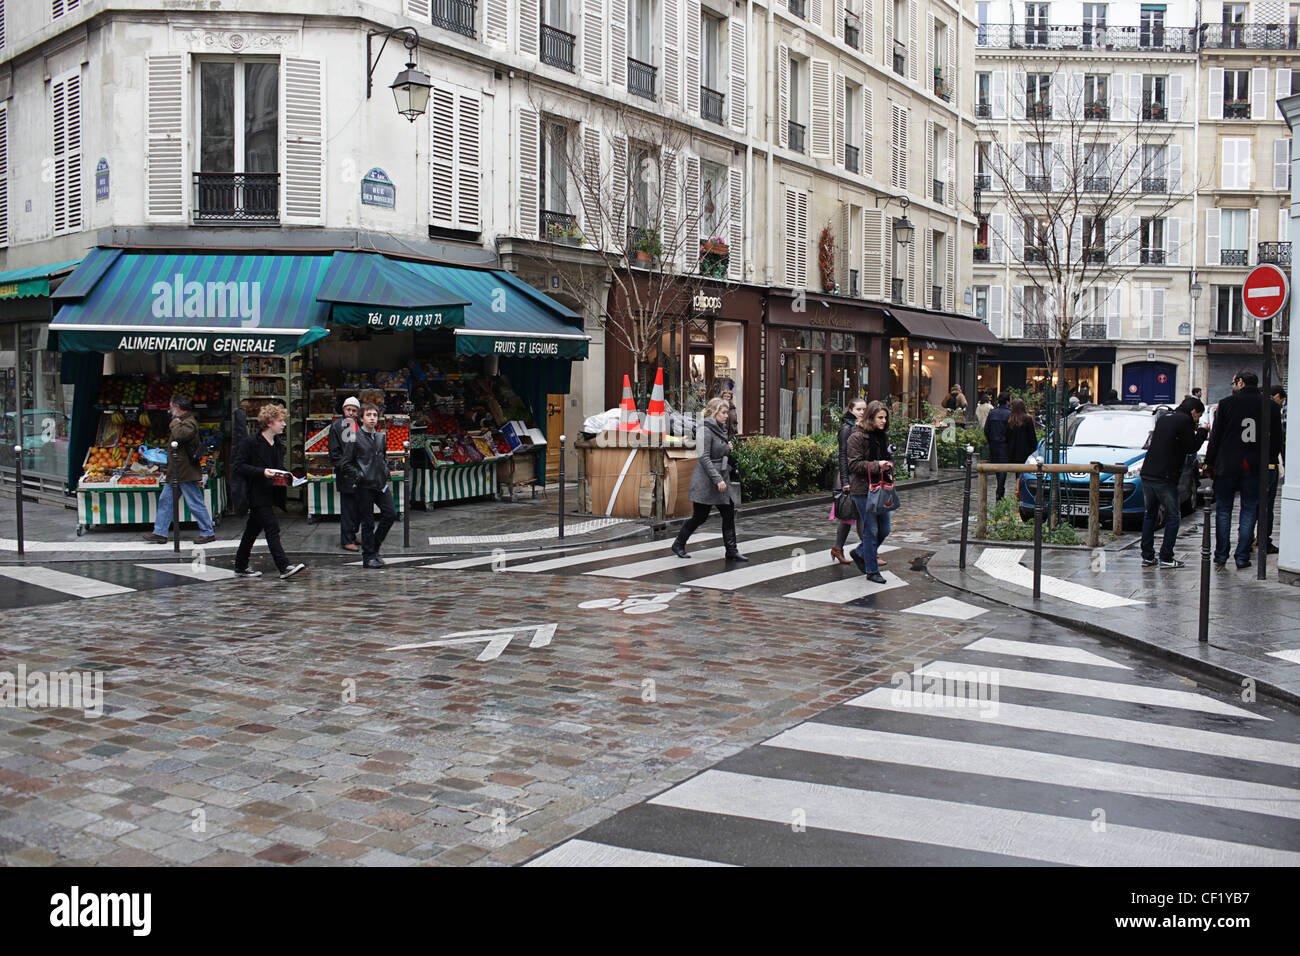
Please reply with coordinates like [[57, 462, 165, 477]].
[[701, 161, 727, 240], [1142, 145, 1167, 192], [1083, 143, 1108, 191], [1140, 217, 1164, 263], [1083, 216, 1106, 260], [197, 60, 280, 223], [1082, 4, 1107, 46], [1142, 75, 1166, 120], [1140, 4, 1165, 48], [628, 140, 655, 231], [1025, 3, 1049, 46], [933, 22, 950, 101], [1224, 70, 1250, 119], [1222, 137, 1252, 188], [975, 142, 992, 190], [1026, 74, 1051, 116], [1216, 286, 1245, 333], [1022, 286, 1046, 327], [789, 56, 807, 153], [1222, 3, 1247, 46], [931, 231, 945, 309], [701, 12, 724, 124], [975, 286, 989, 322], [1221, 209, 1249, 263], [976, 72, 992, 117], [1084, 74, 1108, 118], [845, 83, 860, 172], [541, 0, 577, 72], [1026, 142, 1051, 190], [893, 0, 907, 74], [976, 2, 990, 45], [1024, 214, 1050, 260], [540, 120, 569, 218]]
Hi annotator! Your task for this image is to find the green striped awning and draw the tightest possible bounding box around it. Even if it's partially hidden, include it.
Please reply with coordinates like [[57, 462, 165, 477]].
[[0, 258, 83, 299], [49, 250, 333, 354], [316, 251, 470, 329]]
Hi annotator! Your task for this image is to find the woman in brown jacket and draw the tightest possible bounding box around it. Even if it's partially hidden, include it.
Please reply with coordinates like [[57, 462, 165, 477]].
[[847, 400, 894, 584]]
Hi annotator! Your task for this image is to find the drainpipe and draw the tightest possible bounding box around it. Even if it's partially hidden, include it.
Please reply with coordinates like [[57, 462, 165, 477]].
[[766, 0, 776, 287], [1190, 19, 1201, 392]]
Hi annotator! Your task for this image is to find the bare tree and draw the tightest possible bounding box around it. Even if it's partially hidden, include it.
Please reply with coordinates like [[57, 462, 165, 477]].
[[976, 65, 1199, 418], [523, 89, 745, 395]]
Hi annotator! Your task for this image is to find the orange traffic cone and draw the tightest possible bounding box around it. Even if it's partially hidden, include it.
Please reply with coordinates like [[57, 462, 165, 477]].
[[644, 368, 666, 438], [616, 374, 645, 432]]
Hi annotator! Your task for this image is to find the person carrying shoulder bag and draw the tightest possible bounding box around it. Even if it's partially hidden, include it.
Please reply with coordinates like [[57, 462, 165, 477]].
[[847, 400, 895, 584], [671, 397, 747, 562]]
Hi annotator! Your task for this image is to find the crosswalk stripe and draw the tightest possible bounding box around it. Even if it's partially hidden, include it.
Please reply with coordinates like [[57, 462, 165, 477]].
[[509, 534, 722, 573], [900, 597, 987, 620], [421, 547, 574, 570], [975, 547, 1142, 607], [783, 569, 908, 604], [676, 554, 815, 591], [962, 636, 1131, 670], [1267, 649, 1300, 665], [916, 660, 1265, 720], [585, 536, 812, 579], [650, 769, 1300, 866], [848, 688, 1300, 767], [134, 562, 237, 582], [0, 566, 134, 599], [764, 722, 1300, 821], [526, 839, 732, 867]]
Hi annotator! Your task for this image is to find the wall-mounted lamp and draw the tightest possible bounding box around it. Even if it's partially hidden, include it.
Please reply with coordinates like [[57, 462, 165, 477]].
[[367, 28, 432, 122], [875, 193, 914, 245]]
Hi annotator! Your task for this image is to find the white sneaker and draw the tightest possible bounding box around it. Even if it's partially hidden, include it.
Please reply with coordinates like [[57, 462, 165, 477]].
[[279, 563, 305, 580], [233, 568, 262, 578]]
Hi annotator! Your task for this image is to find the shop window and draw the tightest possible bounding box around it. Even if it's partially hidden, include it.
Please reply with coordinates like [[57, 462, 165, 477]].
[[196, 59, 280, 223], [0, 324, 71, 482]]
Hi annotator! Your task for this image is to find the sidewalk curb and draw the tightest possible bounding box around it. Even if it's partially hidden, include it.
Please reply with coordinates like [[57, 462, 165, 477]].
[[926, 543, 1300, 710]]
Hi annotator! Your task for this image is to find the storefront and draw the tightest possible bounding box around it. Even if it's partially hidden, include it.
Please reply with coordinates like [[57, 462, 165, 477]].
[[765, 292, 883, 437], [976, 345, 1116, 405], [604, 276, 762, 434], [0, 259, 83, 491], [880, 308, 1001, 421]]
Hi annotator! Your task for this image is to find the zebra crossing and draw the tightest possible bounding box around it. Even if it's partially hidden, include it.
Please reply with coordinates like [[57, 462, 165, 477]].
[[0, 561, 239, 610], [420, 533, 983, 617], [528, 635, 1300, 867]]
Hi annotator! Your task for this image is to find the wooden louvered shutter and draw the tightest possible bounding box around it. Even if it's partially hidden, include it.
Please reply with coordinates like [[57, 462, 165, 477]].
[[612, 135, 628, 246], [52, 73, 83, 235], [283, 58, 324, 224], [862, 207, 884, 298], [684, 155, 701, 251], [862, 0, 874, 57], [585, 0, 606, 82], [520, 0, 540, 57], [727, 166, 743, 281], [455, 91, 481, 231], [988, 285, 1004, 337], [811, 59, 832, 160], [945, 233, 955, 311], [906, 242, 916, 305], [924, 118, 934, 199], [663, 0, 680, 107], [785, 188, 808, 288], [862, 87, 873, 179], [838, 203, 851, 289], [581, 126, 602, 247], [684, 0, 701, 114], [0, 107, 7, 247], [662, 147, 678, 265], [833, 74, 846, 168], [145, 54, 185, 222], [516, 107, 540, 238], [610, 0, 627, 86], [908, 0, 918, 82], [429, 88, 456, 227], [778, 44, 790, 149], [404, 0, 431, 21], [484, 0, 510, 46], [729, 16, 746, 133]]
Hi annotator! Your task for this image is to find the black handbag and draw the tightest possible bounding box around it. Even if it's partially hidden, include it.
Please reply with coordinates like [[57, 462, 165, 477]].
[[833, 490, 858, 522]]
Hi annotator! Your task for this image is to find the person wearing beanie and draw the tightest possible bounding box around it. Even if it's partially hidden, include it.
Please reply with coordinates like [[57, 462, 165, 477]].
[[328, 396, 363, 551]]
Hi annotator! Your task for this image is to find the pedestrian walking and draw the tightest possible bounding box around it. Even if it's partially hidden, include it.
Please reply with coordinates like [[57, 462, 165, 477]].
[[941, 384, 968, 422], [341, 403, 398, 569], [671, 397, 746, 561], [975, 392, 994, 429], [1205, 370, 1283, 570], [847, 400, 894, 584], [328, 396, 362, 551], [1005, 398, 1039, 465], [983, 393, 1012, 499], [1139, 397, 1208, 569], [142, 394, 216, 545], [233, 403, 305, 579], [1078, 381, 1093, 404], [829, 399, 885, 568], [1260, 385, 1287, 555]]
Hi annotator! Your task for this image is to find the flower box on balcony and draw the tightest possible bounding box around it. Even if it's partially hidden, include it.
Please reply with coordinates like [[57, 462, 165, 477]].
[[700, 238, 730, 257]]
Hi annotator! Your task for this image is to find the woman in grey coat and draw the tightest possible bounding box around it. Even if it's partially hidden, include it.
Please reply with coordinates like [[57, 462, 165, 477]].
[[671, 397, 747, 561]]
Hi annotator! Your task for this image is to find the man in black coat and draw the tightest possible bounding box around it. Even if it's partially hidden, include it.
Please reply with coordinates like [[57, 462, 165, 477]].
[[983, 393, 1012, 499], [339, 403, 397, 569], [1205, 370, 1284, 570], [328, 396, 362, 552], [1139, 397, 1208, 568], [1260, 386, 1286, 554]]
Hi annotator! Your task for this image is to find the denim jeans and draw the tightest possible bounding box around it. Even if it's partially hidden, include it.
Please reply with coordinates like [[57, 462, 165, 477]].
[[850, 495, 892, 573], [1140, 478, 1181, 562], [1214, 471, 1260, 566], [153, 480, 215, 537]]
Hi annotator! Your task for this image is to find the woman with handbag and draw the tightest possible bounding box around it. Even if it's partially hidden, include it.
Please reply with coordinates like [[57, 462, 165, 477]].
[[847, 400, 895, 584], [830, 399, 884, 568], [671, 397, 747, 561]]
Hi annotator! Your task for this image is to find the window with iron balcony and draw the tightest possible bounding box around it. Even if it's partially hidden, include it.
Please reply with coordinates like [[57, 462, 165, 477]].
[[845, 144, 859, 173], [195, 60, 281, 225], [788, 120, 807, 154], [541, 23, 577, 72], [1258, 242, 1292, 265], [1221, 249, 1249, 266], [788, 0, 806, 18], [431, 0, 476, 39], [1140, 248, 1165, 265]]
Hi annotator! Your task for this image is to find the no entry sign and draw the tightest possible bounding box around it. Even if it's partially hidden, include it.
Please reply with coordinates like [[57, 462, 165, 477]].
[[1242, 264, 1290, 319]]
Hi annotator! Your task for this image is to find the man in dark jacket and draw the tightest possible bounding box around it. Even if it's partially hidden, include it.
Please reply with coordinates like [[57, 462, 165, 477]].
[[1259, 385, 1287, 555], [983, 393, 1012, 499], [328, 396, 362, 551], [143, 395, 216, 545], [1205, 370, 1284, 569], [342, 403, 397, 568], [1139, 397, 1208, 568]]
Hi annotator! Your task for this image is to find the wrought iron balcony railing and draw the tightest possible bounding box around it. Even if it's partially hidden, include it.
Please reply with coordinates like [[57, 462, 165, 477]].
[[1199, 22, 1300, 50], [1022, 322, 1050, 339], [1025, 174, 1051, 191], [1083, 175, 1110, 193], [701, 86, 725, 124], [1141, 103, 1168, 121], [541, 24, 576, 71], [934, 72, 951, 102], [1080, 323, 1108, 339], [976, 102, 992, 118], [1224, 101, 1250, 119], [932, 286, 944, 311], [1141, 248, 1166, 265], [787, 0, 806, 18], [976, 23, 1196, 52], [788, 120, 806, 153], [974, 245, 990, 262], [193, 172, 279, 224], [1258, 241, 1292, 265], [933, 179, 944, 204], [845, 144, 860, 173], [974, 174, 992, 191], [892, 277, 905, 303], [432, 0, 476, 39], [628, 57, 657, 99], [1142, 177, 1168, 194], [1085, 102, 1109, 119], [1024, 245, 1047, 263], [845, 19, 860, 50], [1220, 249, 1249, 266], [1084, 247, 1107, 263], [1027, 102, 1052, 119], [541, 210, 580, 243]]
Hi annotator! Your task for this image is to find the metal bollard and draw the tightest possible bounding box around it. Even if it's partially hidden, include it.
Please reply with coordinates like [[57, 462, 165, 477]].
[[13, 445, 24, 556], [1199, 485, 1212, 644], [1033, 457, 1044, 601], [170, 441, 180, 554], [558, 435, 566, 539], [959, 445, 975, 570], [402, 441, 411, 549]]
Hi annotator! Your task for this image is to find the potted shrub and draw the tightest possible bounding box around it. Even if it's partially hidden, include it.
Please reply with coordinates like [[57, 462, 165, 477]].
[[633, 230, 662, 263], [700, 235, 729, 257]]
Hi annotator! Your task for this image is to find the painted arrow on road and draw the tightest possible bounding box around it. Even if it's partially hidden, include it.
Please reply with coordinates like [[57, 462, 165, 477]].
[[388, 624, 557, 662]]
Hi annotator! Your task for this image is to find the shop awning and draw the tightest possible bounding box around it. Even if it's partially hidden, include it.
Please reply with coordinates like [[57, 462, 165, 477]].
[[48, 250, 334, 354], [0, 258, 83, 299], [886, 307, 1002, 346], [315, 251, 471, 329]]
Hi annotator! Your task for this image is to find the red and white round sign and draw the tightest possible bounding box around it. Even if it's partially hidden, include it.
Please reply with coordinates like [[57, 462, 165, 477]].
[[1243, 264, 1290, 319]]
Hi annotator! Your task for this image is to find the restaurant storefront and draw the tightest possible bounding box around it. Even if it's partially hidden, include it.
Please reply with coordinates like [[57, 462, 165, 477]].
[[881, 307, 1001, 422], [976, 345, 1116, 404]]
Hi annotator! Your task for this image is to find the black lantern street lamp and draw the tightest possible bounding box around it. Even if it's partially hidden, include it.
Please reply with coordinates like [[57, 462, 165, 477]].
[[367, 28, 431, 122]]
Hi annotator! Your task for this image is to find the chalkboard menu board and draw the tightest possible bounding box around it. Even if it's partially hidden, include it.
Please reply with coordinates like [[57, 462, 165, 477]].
[[905, 424, 935, 460]]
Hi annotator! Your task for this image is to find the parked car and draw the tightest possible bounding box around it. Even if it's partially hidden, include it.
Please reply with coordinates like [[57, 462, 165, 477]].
[[1016, 404, 1198, 528]]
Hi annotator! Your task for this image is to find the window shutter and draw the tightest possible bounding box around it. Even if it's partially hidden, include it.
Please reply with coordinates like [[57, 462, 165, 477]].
[[1070, 216, 1082, 262], [923, 227, 933, 295], [1068, 71, 1083, 118], [585, 0, 606, 83], [1010, 287, 1024, 338], [1238, 138, 1252, 188], [663, 0, 679, 107], [946, 127, 954, 207], [785, 188, 808, 288], [838, 203, 851, 289], [990, 212, 1005, 263], [1151, 289, 1165, 339], [1109, 72, 1123, 120], [0, 107, 7, 247], [1012, 70, 1026, 119], [1138, 287, 1151, 339], [1252, 67, 1268, 120], [516, 107, 540, 238], [906, 241, 916, 304], [1107, 287, 1121, 339], [1277, 70, 1293, 119], [145, 54, 185, 222], [582, 126, 602, 246], [684, 154, 701, 250], [1280, 206, 1290, 243], [778, 44, 790, 150], [661, 147, 678, 264], [810, 59, 832, 160], [1127, 74, 1142, 122], [429, 89, 456, 227], [833, 0, 844, 41], [1221, 139, 1236, 189], [924, 118, 934, 199], [1167, 217, 1180, 265], [1209, 67, 1224, 119], [283, 58, 324, 224], [52, 73, 82, 235], [521, 1, 540, 57], [945, 233, 955, 312], [1205, 207, 1220, 264], [988, 285, 1004, 337], [1050, 142, 1065, 192], [1052, 71, 1067, 119], [684, 0, 701, 114], [1169, 74, 1183, 122], [1010, 214, 1023, 260], [992, 70, 1006, 119], [833, 75, 845, 168], [884, 0, 894, 61], [892, 105, 907, 190], [727, 165, 743, 281], [926, 14, 935, 83], [946, 25, 955, 102], [1011, 142, 1025, 191], [862, 207, 884, 297], [862, 87, 873, 178], [1125, 215, 1139, 265], [611, 0, 628, 86], [1169, 144, 1182, 193], [455, 91, 482, 231], [1107, 215, 1121, 265], [484, 0, 510, 46], [1249, 207, 1259, 264], [862, 0, 874, 57], [612, 134, 628, 245], [404, 0, 431, 21], [809, 0, 823, 28], [1275, 139, 1291, 190], [908, 0, 918, 82], [729, 17, 746, 133]]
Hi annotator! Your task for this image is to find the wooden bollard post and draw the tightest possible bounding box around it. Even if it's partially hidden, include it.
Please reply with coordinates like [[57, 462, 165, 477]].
[[976, 469, 988, 539], [1112, 471, 1124, 537], [1087, 465, 1101, 549]]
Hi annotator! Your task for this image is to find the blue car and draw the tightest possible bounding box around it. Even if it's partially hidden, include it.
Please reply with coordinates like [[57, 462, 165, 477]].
[[1016, 405, 1198, 528]]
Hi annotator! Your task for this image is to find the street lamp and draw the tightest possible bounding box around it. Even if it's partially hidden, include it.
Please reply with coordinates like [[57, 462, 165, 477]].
[[876, 194, 915, 245], [367, 28, 432, 122], [1189, 273, 1202, 395]]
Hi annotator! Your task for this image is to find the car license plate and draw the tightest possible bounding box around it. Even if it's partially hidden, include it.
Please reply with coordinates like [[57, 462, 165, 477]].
[[1066, 503, 1092, 516]]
